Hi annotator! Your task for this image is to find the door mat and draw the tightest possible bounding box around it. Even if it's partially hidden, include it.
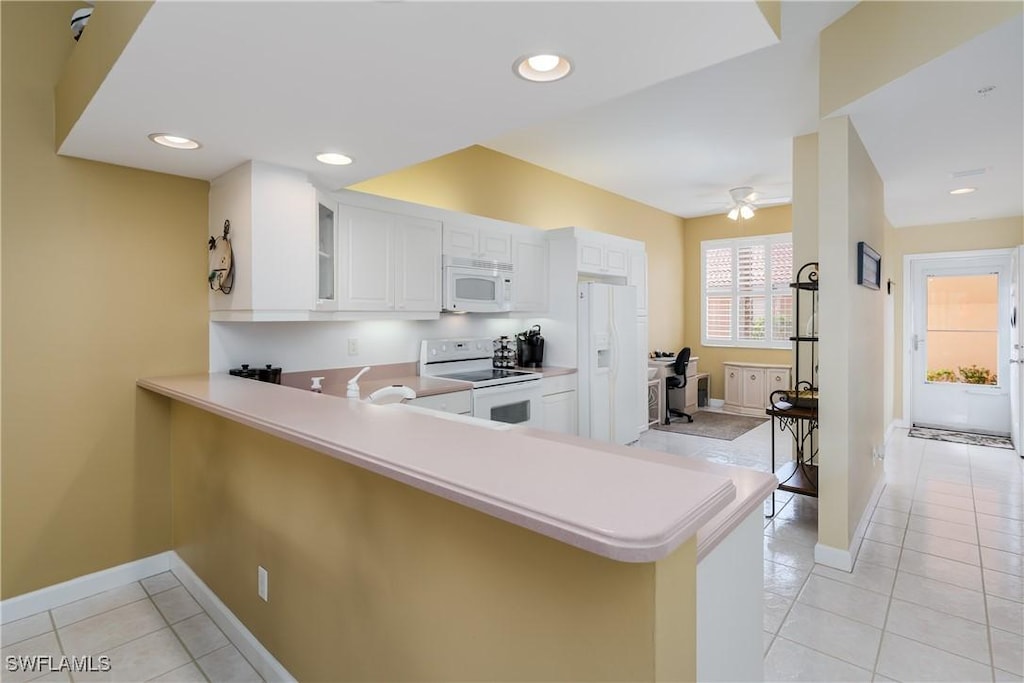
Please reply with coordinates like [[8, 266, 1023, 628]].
[[908, 426, 1014, 450], [652, 411, 767, 441]]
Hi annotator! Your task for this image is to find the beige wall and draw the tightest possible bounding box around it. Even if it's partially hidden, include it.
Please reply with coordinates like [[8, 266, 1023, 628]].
[[683, 206, 792, 399], [1, 2, 209, 598], [792, 134, 820, 386], [886, 216, 1024, 421], [817, 116, 886, 552], [172, 402, 697, 681], [350, 145, 686, 352]]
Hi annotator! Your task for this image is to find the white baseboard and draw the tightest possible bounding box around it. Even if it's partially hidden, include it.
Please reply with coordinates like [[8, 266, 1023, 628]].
[[170, 553, 295, 683], [813, 542, 855, 572], [814, 473, 886, 572], [0, 552, 173, 624]]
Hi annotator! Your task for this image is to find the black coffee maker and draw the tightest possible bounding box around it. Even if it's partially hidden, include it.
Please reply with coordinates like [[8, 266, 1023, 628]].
[[516, 325, 545, 368]]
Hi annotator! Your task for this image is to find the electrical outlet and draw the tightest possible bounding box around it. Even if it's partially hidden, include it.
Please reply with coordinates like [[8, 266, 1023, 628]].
[[348, 338, 359, 356], [258, 566, 268, 602]]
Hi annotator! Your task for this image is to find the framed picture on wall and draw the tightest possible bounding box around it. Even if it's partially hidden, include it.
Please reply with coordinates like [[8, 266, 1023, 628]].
[[857, 241, 881, 290]]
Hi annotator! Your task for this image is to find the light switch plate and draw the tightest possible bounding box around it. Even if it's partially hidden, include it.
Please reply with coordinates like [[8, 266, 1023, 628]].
[[258, 566, 268, 601]]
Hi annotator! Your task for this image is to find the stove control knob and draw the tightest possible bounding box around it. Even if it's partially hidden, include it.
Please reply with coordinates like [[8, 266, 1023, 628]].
[[441, 344, 447, 352], [431, 349, 437, 356]]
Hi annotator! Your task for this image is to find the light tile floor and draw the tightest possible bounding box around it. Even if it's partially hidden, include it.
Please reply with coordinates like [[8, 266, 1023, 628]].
[[1, 572, 262, 683], [3, 419, 1020, 682], [636, 415, 1024, 683]]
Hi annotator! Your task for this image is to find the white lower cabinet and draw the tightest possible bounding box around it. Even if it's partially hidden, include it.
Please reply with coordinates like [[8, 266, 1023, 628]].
[[407, 390, 471, 415], [723, 362, 791, 416], [541, 374, 577, 435], [740, 369, 765, 409]]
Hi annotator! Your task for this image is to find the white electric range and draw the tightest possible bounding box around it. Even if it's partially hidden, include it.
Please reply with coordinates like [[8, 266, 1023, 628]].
[[419, 338, 543, 427]]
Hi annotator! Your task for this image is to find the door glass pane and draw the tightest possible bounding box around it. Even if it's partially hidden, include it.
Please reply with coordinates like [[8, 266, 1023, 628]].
[[926, 274, 998, 385]]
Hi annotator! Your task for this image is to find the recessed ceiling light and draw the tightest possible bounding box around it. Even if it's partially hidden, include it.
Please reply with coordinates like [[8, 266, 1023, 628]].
[[513, 53, 572, 82], [949, 187, 977, 195], [148, 133, 200, 150], [316, 152, 354, 166]]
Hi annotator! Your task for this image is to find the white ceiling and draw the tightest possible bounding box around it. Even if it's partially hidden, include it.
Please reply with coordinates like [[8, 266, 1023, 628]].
[[58, 1, 779, 188], [839, 15, 1023, 228], [485, 1, 858, 219], [59, 2, 1023, 229]]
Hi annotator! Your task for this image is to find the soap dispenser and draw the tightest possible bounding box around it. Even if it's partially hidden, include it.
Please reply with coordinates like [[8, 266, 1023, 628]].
[[346, 367, 371, 398]]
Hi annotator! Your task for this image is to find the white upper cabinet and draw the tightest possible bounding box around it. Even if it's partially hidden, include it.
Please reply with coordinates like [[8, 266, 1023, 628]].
[[628, 249, 648, 317], [315, 193, 337, 310], [511, 236, 548, 312], [395, 216, 443, 312], [337, 205, 395, 311], [208, 165, 543, 321], [444, 224, 512, 262], [335, 204, 441, 314], [209, 161, 316, 320], [576, 236, 629, 277]]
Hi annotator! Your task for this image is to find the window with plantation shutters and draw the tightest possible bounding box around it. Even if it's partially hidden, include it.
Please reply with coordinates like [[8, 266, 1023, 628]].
[[701, 233, 793, 349]]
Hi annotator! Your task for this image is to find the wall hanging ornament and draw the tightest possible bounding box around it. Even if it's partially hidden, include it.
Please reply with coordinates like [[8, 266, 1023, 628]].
[[208, 219, 235, 294]]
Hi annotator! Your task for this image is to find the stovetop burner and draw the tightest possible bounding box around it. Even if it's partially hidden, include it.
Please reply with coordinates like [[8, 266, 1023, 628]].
[[437, 369, 536, 383]]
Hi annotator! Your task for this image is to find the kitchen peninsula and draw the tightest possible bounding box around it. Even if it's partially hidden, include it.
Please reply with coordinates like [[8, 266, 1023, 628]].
[[140, 373, 774, 681]]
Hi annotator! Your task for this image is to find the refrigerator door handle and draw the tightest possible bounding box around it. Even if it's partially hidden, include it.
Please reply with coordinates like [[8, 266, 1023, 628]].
[[608, 298, 619, 442]]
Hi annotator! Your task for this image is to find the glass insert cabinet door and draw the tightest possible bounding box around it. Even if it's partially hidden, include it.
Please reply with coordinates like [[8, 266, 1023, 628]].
[[317, 198, 336, 306]]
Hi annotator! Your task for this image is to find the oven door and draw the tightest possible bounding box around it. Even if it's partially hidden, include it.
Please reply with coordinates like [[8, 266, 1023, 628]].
[[443, 267, 511, 312], [472, 381, 543, 427]]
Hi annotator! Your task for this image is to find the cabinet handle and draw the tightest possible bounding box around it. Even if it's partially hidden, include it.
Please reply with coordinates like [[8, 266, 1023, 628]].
[[775, 375, 781, 381], [750, 374, 756, 381], [729, 372, 735, 378]]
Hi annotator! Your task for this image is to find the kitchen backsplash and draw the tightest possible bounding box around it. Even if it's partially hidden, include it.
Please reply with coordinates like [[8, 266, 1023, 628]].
[[209, 316, 551, 373]]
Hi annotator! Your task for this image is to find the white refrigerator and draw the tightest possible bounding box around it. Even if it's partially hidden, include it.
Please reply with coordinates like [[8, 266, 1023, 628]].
[[577, 282, 640, 445]]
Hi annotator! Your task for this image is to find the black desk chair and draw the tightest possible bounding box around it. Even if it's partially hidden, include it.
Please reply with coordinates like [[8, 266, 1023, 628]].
[[664, 347, 694, 424]]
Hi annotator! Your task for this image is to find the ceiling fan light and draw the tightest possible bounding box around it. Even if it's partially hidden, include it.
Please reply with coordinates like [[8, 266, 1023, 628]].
[[739, 204, 755, 220], [727, 207, 740, 221]]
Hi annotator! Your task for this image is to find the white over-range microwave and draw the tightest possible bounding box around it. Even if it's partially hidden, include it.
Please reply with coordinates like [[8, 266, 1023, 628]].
[[442, 256, 514, 313]]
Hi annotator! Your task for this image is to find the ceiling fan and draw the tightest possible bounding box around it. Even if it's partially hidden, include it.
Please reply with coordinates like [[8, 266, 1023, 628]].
[[726, 187, 759, 221], [724, 186, 790, 221]]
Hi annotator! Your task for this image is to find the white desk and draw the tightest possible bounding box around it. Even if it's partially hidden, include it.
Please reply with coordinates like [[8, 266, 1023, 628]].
[[648, 357, 708, 420]]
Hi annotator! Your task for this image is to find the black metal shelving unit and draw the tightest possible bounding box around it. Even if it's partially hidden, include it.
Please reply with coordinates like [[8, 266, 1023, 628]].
[[767, 262, 819, 517]]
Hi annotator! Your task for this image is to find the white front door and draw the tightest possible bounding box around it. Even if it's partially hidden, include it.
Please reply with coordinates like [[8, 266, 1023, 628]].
[[1010, 247, 1024, 454], [910, 253, 1011, 434]]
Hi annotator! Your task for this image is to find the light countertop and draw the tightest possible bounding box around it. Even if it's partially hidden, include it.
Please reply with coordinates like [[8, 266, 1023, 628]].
[[138, 374, 771, 563], [280, 364, 576, 400]]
